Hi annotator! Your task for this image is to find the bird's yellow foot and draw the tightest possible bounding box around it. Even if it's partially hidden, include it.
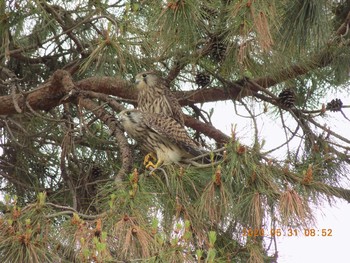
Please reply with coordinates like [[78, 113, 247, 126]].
[[145, 159, 163, 175], [145, 161, 157, 170], [143, 152, 157, 166]]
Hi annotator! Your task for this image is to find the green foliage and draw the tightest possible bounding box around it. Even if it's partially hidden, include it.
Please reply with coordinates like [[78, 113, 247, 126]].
[[280, 0, 330, 51], [1, 135, 336, 262]]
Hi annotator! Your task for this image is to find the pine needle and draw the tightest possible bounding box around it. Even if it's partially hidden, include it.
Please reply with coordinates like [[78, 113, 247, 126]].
[[279, 188, 313, 227]]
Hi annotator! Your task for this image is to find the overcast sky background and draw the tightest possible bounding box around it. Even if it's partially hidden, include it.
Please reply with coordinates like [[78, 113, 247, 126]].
[[208, 93, 350, 263]]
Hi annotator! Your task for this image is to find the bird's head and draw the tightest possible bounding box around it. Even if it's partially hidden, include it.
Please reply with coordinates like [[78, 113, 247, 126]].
[[135, 71, 161, 90], [118, 109, 142, 128]]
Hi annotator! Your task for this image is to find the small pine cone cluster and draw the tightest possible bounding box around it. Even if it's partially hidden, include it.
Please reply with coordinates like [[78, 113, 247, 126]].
[[278, 88, 296, 108], [326, 98, 343, 112], [195, 72, 210, 87], [91, 166, 102, 179], [210, 39, 227, 62]]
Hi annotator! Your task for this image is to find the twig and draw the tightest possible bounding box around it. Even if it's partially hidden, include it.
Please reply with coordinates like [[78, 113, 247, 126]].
[[184, 160, 222, 168], [189, 104, 211, 124], [340, 110, 350, 121], [11, 84, 23, 113], [44, 202, 107, 220], [188, 147, 225, 161], [2, 119, 26, 147], [79, 90, 126, 112], [148, 167, 170, 188], [240, 99, 259, 146], [308, 117, 350, 144]]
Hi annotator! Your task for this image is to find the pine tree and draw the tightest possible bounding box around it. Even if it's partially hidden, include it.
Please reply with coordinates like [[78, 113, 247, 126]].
[[0, 0, 350, 262]]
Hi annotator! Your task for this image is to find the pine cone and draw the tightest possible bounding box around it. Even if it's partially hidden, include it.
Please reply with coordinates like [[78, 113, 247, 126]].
[[326, 98, 343, 112], [91, 165, 102, 179], [278, 88, 296, 108], [210, 39, 227, 62], [195, 72, 210, 87]]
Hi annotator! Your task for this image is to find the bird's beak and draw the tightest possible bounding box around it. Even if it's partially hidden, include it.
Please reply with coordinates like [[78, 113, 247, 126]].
[[135, 77, 141, 85]]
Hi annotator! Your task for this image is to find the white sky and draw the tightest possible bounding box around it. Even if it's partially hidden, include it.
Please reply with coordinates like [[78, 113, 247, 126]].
[[277, 200, 350, 263], [208, 100, 350, 263]]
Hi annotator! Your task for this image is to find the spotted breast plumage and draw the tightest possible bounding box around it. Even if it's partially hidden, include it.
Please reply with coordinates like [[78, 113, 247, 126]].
[[135, 71, 184, 126], [118, 109, 206, 168]]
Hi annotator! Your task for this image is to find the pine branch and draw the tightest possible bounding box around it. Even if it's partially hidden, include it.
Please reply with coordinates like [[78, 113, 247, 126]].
[[39, 2, 85, 55], [184, 115, 229, 144], [2, 70, 349, 148], [77, 96, 133, 181], [284, 170, 350, 203]]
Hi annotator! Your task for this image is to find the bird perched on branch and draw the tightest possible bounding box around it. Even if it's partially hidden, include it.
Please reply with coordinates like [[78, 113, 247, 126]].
[[135, 71, 184, 126], [118, 109, 209, 169]]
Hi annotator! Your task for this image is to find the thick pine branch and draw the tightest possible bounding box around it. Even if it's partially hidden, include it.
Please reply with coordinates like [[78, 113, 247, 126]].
[[1, 12, 349, 115]]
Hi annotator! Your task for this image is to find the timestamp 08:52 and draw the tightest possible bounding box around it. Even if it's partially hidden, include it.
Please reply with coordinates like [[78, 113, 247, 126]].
[[242, 228, 333, 237]]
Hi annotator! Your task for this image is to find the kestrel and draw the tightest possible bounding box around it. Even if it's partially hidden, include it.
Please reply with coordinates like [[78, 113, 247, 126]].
[[135, 71, 184, 126], [118, 109, 207, 168]]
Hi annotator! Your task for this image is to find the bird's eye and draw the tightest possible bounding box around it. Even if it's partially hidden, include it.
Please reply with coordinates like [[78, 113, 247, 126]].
[[142, 73, 147, 78], [126, 111, 131, 116]]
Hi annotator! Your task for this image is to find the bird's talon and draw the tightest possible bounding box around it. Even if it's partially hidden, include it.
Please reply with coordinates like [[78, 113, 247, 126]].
[[145, 160, 163, 176], [145, 161, 157, 170], [143, 152, 157, 166]]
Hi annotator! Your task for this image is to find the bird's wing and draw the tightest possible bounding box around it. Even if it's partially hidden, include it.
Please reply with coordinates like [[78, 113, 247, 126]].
[[142, 112, 204, 157], [163, 83, 184, 126]]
